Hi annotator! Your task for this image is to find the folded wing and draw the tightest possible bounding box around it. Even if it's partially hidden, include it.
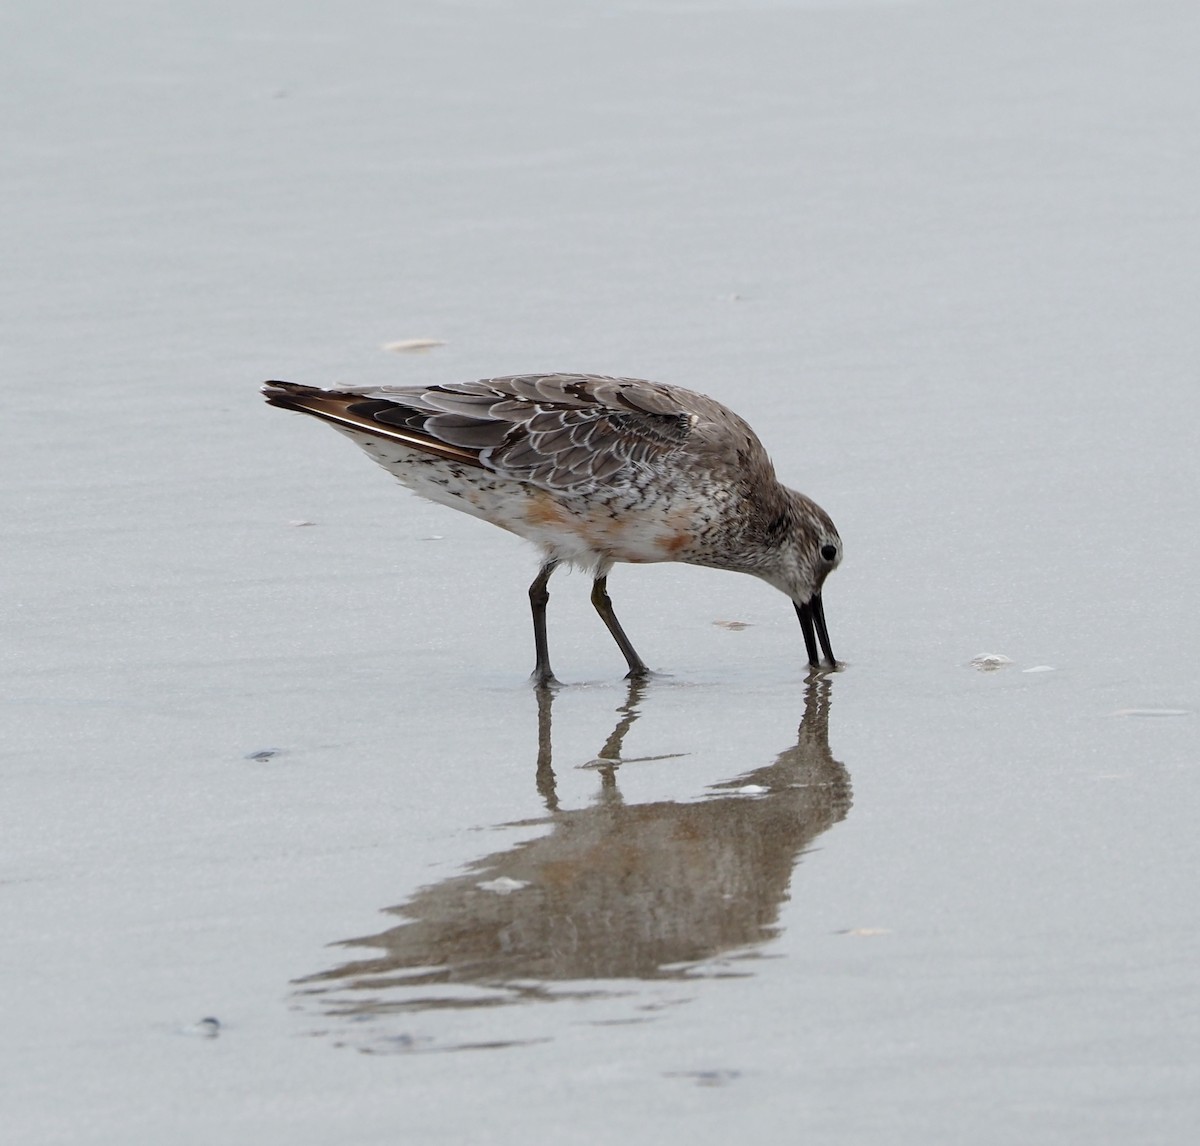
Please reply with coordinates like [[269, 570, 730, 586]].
[[264, 373, 702, 494]]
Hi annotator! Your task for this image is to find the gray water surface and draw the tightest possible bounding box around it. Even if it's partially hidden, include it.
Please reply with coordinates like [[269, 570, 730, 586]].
[[3, 0, 1198, 1142], [296, 676, 850, 1045]]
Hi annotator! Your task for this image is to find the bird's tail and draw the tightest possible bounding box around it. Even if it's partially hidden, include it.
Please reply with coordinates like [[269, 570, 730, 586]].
[[260, 380, 483, 466]]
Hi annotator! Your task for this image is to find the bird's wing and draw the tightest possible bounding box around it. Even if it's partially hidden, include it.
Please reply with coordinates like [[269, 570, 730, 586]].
[[264, 374, 705, 494]]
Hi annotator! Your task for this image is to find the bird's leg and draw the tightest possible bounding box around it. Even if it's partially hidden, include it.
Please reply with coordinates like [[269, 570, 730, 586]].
[[590, 575, 649, 679], [528, 560, 560, 686]]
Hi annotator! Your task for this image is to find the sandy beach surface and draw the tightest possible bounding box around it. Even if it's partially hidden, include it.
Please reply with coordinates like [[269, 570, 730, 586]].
[[4, 1, 1199, 1142]]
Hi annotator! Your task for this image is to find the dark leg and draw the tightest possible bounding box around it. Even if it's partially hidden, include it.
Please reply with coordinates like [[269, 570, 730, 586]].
[[528, 560, 560, 686], [590, 575, 649, 679]]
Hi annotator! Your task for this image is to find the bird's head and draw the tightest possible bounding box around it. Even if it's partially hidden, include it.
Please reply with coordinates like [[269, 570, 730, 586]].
[[756, 490, 841, 669]]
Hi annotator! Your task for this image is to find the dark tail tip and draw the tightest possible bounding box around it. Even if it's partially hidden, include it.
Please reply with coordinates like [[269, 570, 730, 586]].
[[262, 380, 317, 409]]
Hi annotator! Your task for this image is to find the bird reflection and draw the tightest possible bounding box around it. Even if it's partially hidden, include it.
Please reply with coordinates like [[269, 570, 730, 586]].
[[296, 675, 850, 1014]]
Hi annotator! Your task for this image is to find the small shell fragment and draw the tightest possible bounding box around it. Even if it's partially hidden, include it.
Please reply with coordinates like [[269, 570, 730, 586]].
[[969, 653, 1012, 671], [382, 338, 445, 353]]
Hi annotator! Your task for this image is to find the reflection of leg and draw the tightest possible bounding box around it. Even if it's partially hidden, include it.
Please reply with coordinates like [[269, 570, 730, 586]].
[[528, 560, 559, 686], [597, 763, 620, 797], [533, 676, 645, 811], [594, 675, 648, 764], [534, 683, 558, 811], [590, 575, 649, 679]]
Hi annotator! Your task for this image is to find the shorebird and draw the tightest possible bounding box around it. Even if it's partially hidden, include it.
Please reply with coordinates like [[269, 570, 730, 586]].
[[263, 374, 841, 683]]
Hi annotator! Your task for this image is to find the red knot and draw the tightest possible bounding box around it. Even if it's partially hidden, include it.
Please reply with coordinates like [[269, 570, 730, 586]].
[[263, 374, 841, 684]]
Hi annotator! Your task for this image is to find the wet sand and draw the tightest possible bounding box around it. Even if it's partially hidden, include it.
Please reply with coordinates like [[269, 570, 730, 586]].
[[4, 1, 1199, 1142]]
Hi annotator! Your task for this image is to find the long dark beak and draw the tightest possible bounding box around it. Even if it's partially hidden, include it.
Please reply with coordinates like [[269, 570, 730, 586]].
[[795, 593, 836, 668]]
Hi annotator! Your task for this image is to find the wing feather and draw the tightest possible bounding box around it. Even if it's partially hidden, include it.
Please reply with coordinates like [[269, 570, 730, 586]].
[[265, 374, 712, 495]]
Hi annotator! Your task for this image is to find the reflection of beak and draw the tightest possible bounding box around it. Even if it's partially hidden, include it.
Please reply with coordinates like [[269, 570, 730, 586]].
[[795, 593, 836, 668]]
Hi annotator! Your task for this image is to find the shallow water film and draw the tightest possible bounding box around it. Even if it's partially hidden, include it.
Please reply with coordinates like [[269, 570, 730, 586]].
[[5, 0, 1200, 1143]]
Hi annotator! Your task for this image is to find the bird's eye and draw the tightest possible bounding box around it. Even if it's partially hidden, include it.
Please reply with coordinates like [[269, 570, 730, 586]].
[[820, 543, 838, 562]]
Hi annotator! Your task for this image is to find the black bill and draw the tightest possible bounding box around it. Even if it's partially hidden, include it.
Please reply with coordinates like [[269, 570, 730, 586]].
[[794, 594, 836, 668]]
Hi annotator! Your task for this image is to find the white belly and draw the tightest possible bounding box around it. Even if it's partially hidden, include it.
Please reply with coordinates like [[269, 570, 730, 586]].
[[334, 427, 701, 570]]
